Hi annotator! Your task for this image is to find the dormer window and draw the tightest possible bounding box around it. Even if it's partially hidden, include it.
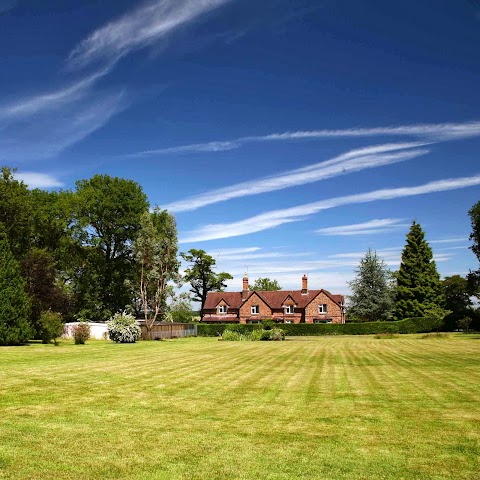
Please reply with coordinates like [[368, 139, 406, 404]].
[[284, 305, 294, 314], [218, 305, 227, 314], [251, 305, 259, 315], [318, 304, 328, 314]]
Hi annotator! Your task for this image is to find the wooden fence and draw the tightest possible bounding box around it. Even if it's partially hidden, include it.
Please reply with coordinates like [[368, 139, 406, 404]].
[[139, 322, 197, 340]]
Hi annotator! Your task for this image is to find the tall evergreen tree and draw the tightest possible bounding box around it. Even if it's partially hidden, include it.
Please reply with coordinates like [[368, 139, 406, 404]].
[[394, 221, 443, 319], [347, 248, 395, 322], [0, 233, 32, 345]]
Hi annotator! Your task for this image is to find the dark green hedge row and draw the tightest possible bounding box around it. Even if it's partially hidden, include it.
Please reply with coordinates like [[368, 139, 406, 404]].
[[196, 317, 435, 337]]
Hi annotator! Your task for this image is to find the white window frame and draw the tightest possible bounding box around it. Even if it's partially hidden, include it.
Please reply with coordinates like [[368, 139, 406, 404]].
[[218, 305, 227, 314], [251, 305, 259, 315], [318, 304, 328, 314], [284, 305, 294, 314]]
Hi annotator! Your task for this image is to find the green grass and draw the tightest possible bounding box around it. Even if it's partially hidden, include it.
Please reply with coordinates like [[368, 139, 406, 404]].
[[0, 335, 479, 479]]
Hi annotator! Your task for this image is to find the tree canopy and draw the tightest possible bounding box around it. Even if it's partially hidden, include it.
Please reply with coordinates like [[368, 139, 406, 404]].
[[181, 249, 233, 319], [0, 233, 32, 345], [442, 275, 474, 330], [249, 277, 282, 291], [134, 209, 179, 337], [0, 167, 32, 258], [347, 249, 395, 322], [394, 221, 443, 320], [468, 200, 480, 294], [72, 174, 149, 319]]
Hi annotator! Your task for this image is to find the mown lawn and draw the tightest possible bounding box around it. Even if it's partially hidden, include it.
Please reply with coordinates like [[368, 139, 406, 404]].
[[0, 335, 479, 480]]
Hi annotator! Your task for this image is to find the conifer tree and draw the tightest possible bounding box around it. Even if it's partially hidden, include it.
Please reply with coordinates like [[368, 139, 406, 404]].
[[348, 248, 395, 322], [0, 233, 32, 345], [394, 221, 443, 319]]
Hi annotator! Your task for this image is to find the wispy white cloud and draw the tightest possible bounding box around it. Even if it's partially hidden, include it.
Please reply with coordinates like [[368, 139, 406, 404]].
[[179, 174, 480, 243], [13, 172, 64, 189], [67, 0, 231, 70], [430, 237, 467, 244], [0, 90, 127, 161], [315, 218, 408, 236], [131, 120, 480, 157], [165, 142, 429, 212], [1, 0, 232, 161], [206, 247, 261, 257], [0, 68, 111, 123]]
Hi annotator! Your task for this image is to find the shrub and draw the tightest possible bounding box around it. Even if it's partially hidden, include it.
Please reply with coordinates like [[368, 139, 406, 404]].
[[107, 312, 141, 343], [221, 327, 285, 341], [420, 332, 450, 339], [458, 317, 472, 333], [270, 328, 286, 341], [197, 317, 439, 337], [72, 322, 90, 345], [222, 329, 247, 341], [261, 320, 275, 330], [39, 310, 63, 345], [423, 306, 452, 332]]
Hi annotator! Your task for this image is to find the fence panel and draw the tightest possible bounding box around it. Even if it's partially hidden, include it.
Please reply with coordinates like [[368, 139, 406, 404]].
[[139, 322, 197, 340]]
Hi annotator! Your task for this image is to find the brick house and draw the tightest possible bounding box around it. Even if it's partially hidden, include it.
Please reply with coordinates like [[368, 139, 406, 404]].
[[202, 274, 345, 324]]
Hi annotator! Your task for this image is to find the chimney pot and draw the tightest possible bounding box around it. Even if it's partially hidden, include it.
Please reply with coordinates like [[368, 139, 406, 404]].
[[242, 273, 249, 299], [301, 274, 308, 294]]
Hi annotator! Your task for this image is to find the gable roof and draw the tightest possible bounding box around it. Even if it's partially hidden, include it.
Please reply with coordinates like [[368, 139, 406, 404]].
[[203, 288, 344, 311], [203, 292, 243, 310]]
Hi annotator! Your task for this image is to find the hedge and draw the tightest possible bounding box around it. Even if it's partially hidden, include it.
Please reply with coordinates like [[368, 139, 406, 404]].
[[196, 317, 435, 337]]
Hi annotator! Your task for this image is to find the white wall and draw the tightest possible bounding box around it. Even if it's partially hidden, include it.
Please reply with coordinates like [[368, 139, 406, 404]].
[[63, 322, 109, 340]]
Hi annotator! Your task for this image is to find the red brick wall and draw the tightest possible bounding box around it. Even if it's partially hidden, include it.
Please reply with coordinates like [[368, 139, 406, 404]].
[[239, 293, 272, 324], [304, 292, 343, 323]]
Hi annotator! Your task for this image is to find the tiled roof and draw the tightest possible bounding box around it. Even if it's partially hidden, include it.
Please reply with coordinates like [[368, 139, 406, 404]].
[[331, 294, 345, 304], [203, 289, 344, 311], [203, 292, 243, 309]]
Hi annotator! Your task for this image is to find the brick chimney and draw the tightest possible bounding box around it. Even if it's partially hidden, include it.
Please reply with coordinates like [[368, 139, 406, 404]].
[[242, 273, 249, 300], [301, 274, 308, 295]]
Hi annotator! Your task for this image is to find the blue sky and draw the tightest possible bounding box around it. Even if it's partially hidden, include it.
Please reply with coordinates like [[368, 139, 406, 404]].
[[1, 0, 480, 294]]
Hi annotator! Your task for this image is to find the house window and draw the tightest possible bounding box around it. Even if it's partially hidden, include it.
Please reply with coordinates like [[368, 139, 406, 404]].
[[318, 304, 328, 314], [251, 305, 259, 315], [218, 305, 227, 314], [284, 305, 294, 314]]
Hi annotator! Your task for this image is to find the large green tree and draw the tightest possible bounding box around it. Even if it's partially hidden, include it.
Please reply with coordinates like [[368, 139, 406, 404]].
[[442, 275, 474, 331], [0, 167, 32, 259], [394, 221, 443, 320], [21, 248, 73, 336], [0, 233, 32, 345], [249, 277, 282, 291], [169, 292, 195, 323], [72, 174, 149, 319], [134, 209, 179, 338], [468, 200, 480, 294], [347, 248, 395, 322], [181, 249, 233, 319]]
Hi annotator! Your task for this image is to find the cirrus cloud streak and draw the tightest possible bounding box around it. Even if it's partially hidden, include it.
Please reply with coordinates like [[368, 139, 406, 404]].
[[165, 142, 429, 212], [180, 174, 480, 243]]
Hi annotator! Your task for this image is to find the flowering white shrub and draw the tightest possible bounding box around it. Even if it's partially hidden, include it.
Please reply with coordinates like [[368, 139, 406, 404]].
[[107, 312, 141, 343]]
